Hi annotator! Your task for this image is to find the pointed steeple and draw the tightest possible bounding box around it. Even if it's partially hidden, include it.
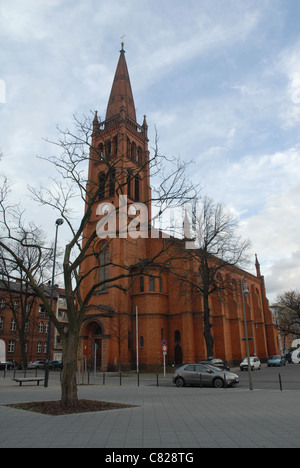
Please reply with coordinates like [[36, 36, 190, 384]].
[[105, 44, 136, 122], [255, 254, 261, 277]]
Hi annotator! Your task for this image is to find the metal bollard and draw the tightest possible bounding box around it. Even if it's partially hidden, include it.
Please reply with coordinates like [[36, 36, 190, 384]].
[[279, 373, 283, 391]]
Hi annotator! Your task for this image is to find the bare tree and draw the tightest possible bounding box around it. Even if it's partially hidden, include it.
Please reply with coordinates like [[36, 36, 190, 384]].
[[0, 114, 198, 406], [273, 290, 300, 338], [0, 229, 53, 368], [169, 196, 251, 359]]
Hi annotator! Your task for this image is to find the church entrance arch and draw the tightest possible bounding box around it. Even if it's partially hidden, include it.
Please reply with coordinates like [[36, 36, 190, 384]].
[[82, 320, 104, 370], [174, 330, 182, 365]]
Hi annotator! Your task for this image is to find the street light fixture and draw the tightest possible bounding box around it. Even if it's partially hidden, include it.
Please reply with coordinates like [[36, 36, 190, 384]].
[[44, 218, 64, 388], [241, 276, 253, 391]]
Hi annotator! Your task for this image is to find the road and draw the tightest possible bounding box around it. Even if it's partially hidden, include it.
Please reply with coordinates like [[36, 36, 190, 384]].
[[236, 362, 300, 391], [1, 362, 300, 391]]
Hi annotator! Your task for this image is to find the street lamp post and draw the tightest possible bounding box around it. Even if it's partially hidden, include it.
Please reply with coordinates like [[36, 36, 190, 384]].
[[44, 218, 64, 388], [241, 276, 253, 391]]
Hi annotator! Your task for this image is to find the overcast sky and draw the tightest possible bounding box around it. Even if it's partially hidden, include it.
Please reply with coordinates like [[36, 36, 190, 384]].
[[1, 0, 299, 303]]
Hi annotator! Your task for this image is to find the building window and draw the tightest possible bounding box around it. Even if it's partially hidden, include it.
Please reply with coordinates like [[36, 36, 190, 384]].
[[106, 140, 111, 158], [0, 317, 4, 330], [140, 336, 144, 348], [39, 305, 45, 316], [99, 143, 104, 159], [99, 243, 109, 290], [37, 342, 42, 354], [13, 300, 18, 311], [38, 321, 44, 333], [140, 276, 144, 292], [149, 276, 155, 292], [25, 321, 30, 333], [0, 299, 5, 309], [159, 276, 162, 293], [8, 340, 15, 353], [43, 342, 47, 354], [10, 319, 16, 332]]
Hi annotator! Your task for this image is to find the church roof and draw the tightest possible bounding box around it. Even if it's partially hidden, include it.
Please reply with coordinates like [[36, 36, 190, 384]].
[[105, 44, 136, 122]]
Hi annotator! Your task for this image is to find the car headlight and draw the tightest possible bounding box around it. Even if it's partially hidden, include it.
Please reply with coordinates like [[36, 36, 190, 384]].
[[227, 373, 238, 380]]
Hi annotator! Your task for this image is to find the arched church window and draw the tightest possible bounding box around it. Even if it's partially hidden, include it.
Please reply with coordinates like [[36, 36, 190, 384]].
[[137, 146, 142, 163], [140, 276, 144, 292], [113, 135, 118, 155], [149, 276, 155, 292], [99, 243, 109, 291], [127, 137, 131, 157], [106, 140, 111, 158], [109, 169, 116, 197], [99, 173, 106, 200], [131, 142, 137, 160], [134, 176, 139, 201], [127, 171, 132, 198], [99, 143, 104, 159]]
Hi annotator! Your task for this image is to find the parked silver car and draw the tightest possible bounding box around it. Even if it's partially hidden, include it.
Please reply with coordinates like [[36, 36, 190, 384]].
[[173, 363, 239, 388]]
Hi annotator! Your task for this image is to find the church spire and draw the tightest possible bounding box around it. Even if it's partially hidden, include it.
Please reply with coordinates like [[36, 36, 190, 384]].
[[105, 45, 136, 122], [255, 254, 261, 277]]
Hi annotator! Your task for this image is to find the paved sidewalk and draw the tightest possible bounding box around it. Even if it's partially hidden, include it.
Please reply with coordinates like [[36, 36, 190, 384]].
[[1, 375, 300, 448]]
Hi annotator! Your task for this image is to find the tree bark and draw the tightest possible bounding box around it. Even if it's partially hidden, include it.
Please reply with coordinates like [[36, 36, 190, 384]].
[[60, 333, 79, 406], [203, 294, 214, 359]]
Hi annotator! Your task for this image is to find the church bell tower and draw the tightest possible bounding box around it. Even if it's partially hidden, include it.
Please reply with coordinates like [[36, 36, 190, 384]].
[[88, 43, 151, 228]]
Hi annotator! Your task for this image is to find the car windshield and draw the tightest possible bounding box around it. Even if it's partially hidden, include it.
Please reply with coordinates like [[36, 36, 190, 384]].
[[270, 356, 280, 359]]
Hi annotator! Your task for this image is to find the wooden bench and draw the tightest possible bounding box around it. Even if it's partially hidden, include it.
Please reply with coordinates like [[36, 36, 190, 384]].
[[12, 377, 44, 387]]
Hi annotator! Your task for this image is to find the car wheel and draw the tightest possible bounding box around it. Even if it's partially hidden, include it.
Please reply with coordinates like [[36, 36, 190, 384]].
[[175, 377, 185, 387], [213, 378, 223, 388]]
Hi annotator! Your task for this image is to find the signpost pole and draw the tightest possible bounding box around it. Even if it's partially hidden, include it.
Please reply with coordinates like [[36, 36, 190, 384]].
[[162, 340, 167, 378]]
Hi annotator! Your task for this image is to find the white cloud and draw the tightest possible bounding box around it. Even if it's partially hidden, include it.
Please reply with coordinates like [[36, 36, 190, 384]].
[[1, 0, 300, 302], [264, 250, 300, 302]]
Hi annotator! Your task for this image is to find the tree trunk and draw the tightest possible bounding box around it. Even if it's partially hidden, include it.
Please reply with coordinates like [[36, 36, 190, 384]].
[[203, 294, 214, 359], [60, 333, 79, 406]]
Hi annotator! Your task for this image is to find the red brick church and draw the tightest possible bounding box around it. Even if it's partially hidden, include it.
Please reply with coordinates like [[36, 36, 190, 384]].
[[79, 44, 280, 370]]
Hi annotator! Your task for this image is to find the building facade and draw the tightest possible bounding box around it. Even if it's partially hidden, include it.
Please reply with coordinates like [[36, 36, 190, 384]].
[[0, 280, 65, 366], [79, 45, 280, 370]]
